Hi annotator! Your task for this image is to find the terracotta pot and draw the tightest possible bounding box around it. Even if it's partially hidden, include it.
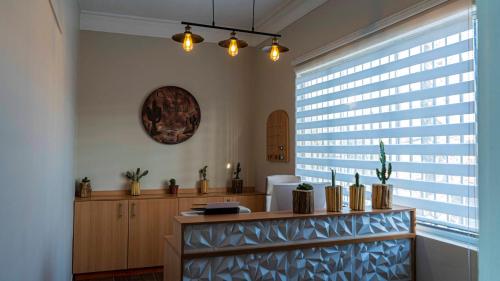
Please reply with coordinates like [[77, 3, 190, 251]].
[[349, 185, 365, 211], [325, 185, 342, 212], [130, 181, 141, 196], [293, 189, 314, 214], [169, 185, 179, 194], [200, 180, 209, 194], [231, 179, 243, 193], [371, 184, 393, 209]]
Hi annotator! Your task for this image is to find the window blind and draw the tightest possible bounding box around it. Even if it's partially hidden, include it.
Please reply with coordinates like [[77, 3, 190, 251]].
[[295, 9, 477, 233]]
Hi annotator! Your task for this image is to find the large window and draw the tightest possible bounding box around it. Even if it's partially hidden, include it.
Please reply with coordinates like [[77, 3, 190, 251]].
[[295, 8, 477, 237]]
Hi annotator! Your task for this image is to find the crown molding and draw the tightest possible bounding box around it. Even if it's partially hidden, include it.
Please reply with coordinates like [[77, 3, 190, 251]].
[[79, 0, 328, 46], [292, 0, 449, 66]]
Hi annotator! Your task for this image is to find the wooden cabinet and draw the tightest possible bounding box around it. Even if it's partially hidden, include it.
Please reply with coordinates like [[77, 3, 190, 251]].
[[128, 198, 178, 268], [73, 191, 265, 274], [73, 200, 129, 274]]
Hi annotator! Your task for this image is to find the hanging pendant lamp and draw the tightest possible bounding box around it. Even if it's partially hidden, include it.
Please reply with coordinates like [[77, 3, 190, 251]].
[[262, 37, 289, 62], [172, 25, 204, 52], [173, 0, 290, 60], [218, 31, 248, 57]]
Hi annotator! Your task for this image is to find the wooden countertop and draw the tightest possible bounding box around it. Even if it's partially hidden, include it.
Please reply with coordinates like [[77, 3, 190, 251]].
[[174, 205, 415, 225], [75, 187, 265, 202]]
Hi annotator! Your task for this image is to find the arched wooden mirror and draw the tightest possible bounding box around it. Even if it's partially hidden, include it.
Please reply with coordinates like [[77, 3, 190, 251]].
[[266, 110, 289, 162]]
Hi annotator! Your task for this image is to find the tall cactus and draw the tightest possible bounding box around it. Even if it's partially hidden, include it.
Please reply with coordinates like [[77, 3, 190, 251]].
[[354, 172, 360, 187], [331, 169, 336, 186], [233, 162, 242, 179], [376, 140, 392, 184], [199, 166, 208, 180], [145, 100, 162, 136]]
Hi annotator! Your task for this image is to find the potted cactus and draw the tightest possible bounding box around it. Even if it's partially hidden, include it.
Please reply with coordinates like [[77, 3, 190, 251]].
[[199, 166, 208, 194], [372, 140, 393, 209], [124, 168, 149, 196], [169, 178, 179, 194], [79, 177, 92, 198], [325, 169, 342, 212], [293, 183, 315, 214], [349, 172, 365, 211], [231, 162, 243, 193]]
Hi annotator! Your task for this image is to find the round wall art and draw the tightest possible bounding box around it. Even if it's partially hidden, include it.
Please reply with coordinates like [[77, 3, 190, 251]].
[[141, 86, 201, 144]]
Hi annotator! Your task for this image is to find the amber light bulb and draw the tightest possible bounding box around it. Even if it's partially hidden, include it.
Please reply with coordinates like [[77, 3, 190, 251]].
[[183, 32, 193, 52], [228, 38, 238, 57], [269, 44, 280, 62]]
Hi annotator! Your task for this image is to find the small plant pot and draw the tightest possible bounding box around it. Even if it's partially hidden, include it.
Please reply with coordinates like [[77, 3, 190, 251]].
[[325, 185, 342, 212], [372, 184, 393, 209], [231, 179, 243, 194], [349, 185, 365, 211], [200, 180, 209, 194], [79, 182, 92, 198], [293, 189, 314, 214], [130, 181, 141, 196], [169, 185, 179, 195]]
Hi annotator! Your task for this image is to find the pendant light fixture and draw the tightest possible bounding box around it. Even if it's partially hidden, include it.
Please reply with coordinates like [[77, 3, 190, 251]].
[[218, 31, 248, 57], [262, 37, 289, 62], [172, 25, 204, 52], [172, 0, 289, 61]]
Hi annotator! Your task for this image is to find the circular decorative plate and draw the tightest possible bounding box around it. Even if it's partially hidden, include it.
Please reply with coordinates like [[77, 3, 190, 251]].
[[141, 86, 201, 144]]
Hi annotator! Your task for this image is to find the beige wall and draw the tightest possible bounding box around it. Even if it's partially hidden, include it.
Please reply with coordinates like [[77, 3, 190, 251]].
[[253, 0, 425, 191], [77, 31, 256, 190], [0, 0, 79, 280]]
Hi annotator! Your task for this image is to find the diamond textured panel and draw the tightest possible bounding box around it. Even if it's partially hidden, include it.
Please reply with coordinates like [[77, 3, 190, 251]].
[[354, 239, 412, 281], [355, 211, 411, 236], [183, 245, 353, 281], [184, 215, 354, 250]]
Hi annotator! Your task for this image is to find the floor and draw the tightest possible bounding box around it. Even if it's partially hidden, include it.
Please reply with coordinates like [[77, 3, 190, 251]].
[[87, 272, 162, 281]]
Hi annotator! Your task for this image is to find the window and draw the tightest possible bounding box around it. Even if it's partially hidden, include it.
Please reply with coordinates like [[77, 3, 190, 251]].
[[295, 8, 477, 238]]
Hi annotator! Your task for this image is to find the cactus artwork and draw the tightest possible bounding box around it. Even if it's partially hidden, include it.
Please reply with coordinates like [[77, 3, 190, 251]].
[[199, 166, 208, 180], [375, 140, 392, 184], [125, 168, 149, 182], [141, 86, 201, 145], [233, 162, 242, 180]]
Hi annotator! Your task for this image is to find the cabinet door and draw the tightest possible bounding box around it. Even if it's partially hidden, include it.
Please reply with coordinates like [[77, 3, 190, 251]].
[[73, 200, 129, 274], [128, 198, 178, 268], [178, 197, 225, 212], [224, 195, 266, 212]]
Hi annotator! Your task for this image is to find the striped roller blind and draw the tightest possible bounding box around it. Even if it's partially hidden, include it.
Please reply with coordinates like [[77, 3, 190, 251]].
[[295, 12, 477, 233]]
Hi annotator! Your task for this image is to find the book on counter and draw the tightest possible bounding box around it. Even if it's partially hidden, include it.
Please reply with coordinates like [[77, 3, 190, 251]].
[[191, 202, 241, 215]]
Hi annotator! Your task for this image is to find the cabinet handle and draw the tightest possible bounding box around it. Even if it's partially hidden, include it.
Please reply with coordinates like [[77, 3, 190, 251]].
[[131, 202, 136, 218], [118, 203, 123, 218]]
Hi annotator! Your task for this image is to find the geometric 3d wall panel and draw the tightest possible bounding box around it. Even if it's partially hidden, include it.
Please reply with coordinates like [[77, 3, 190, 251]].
[[183, 239, 412, 281]]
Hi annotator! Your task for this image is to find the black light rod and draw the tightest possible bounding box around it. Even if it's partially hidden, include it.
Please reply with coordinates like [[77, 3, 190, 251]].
[[181, 21, 281, 38]]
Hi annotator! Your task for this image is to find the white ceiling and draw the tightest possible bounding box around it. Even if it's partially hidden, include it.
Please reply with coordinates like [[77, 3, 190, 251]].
[[78, 0, 327, 46]]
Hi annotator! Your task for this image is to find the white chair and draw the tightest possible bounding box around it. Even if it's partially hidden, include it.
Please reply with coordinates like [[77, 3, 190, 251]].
[[265, 175, 301, 211]]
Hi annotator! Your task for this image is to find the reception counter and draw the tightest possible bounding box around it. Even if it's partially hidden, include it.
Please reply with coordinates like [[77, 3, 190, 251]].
[[164, 206, 416, 281]]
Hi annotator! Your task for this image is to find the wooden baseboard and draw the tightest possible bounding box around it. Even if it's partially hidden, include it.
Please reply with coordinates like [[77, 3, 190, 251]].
[[73, 267, 162, 280]]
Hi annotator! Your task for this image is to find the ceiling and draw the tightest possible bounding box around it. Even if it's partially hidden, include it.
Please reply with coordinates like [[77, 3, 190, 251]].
[[78, 0, 327, 46], [79, 0, 289, 30]]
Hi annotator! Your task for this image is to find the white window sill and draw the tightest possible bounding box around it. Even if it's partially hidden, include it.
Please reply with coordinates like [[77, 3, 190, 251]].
[[417, 226, 478, 251]]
